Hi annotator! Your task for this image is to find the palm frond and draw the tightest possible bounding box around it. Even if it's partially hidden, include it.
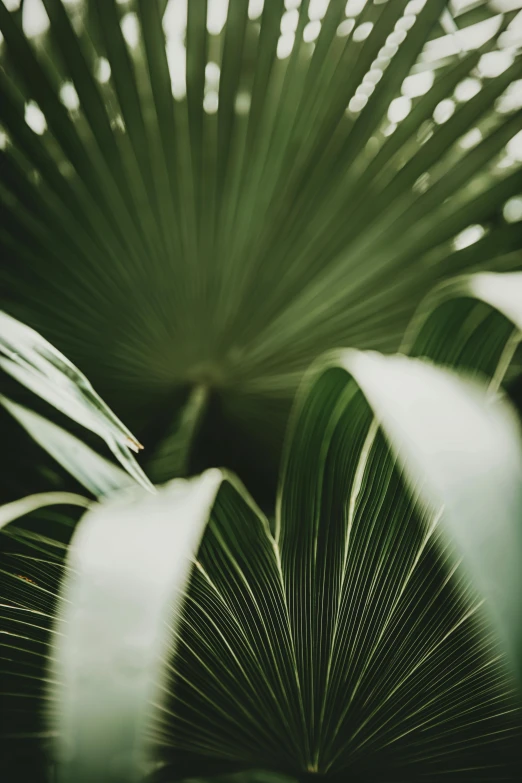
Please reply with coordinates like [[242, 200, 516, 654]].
[[1, 271, 521, 782], [0, 0, 521, 486], [47, 349, 521, 781]]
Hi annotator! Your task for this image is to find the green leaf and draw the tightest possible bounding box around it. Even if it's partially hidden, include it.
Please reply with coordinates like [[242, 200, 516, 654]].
[[0, 492, 90, 532], [0, 395, 137, 498], [49, 470, 224, 783], [0, 310, 152, 491], [405, 270, 522, 385], [348, 350, 522, 678], [274, 353, 521, 778], [399, 270, 522, 679], [147, 384, 210, 483]]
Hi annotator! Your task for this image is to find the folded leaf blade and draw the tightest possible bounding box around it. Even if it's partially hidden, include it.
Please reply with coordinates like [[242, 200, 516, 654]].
[[0, 395, 137, 498], [405, 271, 522, 384], [0, 310, 152, 491], [276, 346, 521, 775], [49, 470, 224, 783]]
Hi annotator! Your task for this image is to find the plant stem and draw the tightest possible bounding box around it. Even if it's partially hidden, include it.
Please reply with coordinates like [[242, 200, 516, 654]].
[[146, 384, 210, 483]]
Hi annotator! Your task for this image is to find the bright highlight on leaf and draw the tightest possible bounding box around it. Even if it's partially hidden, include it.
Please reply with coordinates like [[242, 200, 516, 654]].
[[50, 470, 223, 783], [0, 310, 152, 492]]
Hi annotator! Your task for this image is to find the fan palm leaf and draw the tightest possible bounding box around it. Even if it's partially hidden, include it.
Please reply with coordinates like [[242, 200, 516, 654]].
[[1, 271, 521, 782], [1, 0, 521, 493]]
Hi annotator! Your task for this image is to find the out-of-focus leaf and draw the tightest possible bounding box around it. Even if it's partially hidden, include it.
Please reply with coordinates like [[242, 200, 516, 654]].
[[147, 385, 210, 484], [0, 491, 90, 532], [405, 270, 522, 384]]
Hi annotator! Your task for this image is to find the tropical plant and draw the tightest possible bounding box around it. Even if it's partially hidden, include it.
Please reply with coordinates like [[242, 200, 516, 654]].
[[1, 0, 522, 780], [1, 271, 522, 783], [0, 0, 521, 499]]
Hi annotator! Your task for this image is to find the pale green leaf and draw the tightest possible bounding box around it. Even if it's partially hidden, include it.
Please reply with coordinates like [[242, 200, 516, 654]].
[[0, 310, 152, 491], [0, 491, 90, 532], [49, 469, 224, 783], [0, 395, 137, 498]]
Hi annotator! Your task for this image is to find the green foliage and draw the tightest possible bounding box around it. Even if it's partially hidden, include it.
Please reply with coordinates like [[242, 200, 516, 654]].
[[1, 272, 522, 782], [1, 1, 522, 782], [0, 309, 152, 491], [0, 0, 521, 495]]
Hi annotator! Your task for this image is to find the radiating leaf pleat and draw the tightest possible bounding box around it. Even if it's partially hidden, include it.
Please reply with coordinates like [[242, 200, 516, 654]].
[[277, 350, 521, 777], [168, 477, 305, 774], [0, 497, 87, 782]]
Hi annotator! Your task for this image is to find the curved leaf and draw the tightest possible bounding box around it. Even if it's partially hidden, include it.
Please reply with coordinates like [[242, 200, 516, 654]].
[[274, 351, 521, 778], [0, 492, 90, 532], [49, 470, 224, 783], [0, 310, 152, 491], [0, 395, 137, 498], [404, 270, 522, 384], [4, 343, 521, 780]]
